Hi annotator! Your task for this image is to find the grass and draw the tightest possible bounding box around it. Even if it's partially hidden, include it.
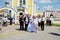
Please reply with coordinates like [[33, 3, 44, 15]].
[[52, 23, 60, 27], [45, 21, 60, 27], [52, 21, 60, 27]]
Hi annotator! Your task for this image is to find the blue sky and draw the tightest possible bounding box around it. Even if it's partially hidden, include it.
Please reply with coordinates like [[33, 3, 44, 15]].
[[0, 0, 5, 8], [0, 0, 60, 12], [36, 0, 60, 12], [0, 0, 11, 8]]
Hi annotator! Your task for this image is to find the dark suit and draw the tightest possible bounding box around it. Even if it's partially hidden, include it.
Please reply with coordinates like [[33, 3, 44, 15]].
[[41, 21, 44, 30], [49, 20, 52, 26], [19, 16, 24, 30], [24, 16, 30, 31], [8, 17, 13, 25], [41, 17, 45, 31]]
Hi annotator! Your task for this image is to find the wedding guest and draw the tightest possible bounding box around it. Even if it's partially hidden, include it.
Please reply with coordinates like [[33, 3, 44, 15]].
[[27, 16, 38, 33], [38, 16, 41, 27], [41, 16, 45, 31], [2, 16, 8, 26], [49, 16, 53, 26]]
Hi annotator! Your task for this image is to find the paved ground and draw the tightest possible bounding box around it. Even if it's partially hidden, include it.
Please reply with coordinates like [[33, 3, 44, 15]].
[[0, 24, 60, 40]]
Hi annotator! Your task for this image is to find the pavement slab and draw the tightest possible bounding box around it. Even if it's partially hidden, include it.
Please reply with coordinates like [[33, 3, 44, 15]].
[[0, 25, 60, 40]]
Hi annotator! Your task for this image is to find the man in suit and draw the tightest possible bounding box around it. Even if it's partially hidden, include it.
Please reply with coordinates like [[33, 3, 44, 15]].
[[8, 16, 13, 25], [24, 14, 30, 31], [19, 13, 24, 30], [10, 17, 13, 25], [41, 16, 45, 31]]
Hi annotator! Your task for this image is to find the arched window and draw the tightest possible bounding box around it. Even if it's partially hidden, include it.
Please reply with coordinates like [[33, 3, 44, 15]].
[[20, 0, 25, 6], [23, 0, 25, 5], [20, 0, 22, 5]]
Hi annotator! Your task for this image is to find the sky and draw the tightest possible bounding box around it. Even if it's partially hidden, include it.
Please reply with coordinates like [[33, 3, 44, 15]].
[[36, 0, 60, 12], [0, 0, 60, 12], [0, 0, 11, 8], [0, 0, 5, 8]]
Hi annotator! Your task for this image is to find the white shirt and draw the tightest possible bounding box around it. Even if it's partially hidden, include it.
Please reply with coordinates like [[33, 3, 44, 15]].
[[26, 17, 28, 22], [49, 17, 53, 20], [41, 17, 45, 21], [3, 17, 8, 22], [26, 17, 28, 24], [38, 18, 41, 22], [49, 17, 53, 23]]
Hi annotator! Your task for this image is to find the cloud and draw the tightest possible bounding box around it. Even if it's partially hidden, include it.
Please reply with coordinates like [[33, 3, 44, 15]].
[[36, 5, 54, 12], [56, 9, 60, 11], [43, 6, 53, 10], [39, 0, 51, 3], [52, 0, 60, 2], [39, 0, 60, 3]]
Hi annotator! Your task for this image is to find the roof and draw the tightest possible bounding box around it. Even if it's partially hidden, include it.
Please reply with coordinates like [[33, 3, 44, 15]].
[[17, 6, 25, 9]]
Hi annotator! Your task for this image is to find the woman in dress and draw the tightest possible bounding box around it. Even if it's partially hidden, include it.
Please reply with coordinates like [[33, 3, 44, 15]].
[[27, 16, 38, 33], [27, 16, 34, 32]]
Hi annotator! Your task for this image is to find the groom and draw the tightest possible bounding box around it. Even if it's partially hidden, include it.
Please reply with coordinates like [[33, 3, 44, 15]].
[[24, 14, 30, 31], [19, 13, 24, 30]]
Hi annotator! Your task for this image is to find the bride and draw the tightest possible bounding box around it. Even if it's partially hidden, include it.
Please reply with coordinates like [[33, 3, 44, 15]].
[[27, 16, 38, 33]]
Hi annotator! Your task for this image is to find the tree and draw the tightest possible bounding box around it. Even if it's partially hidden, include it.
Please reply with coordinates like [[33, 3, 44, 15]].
[[50, 13, 53, 17]]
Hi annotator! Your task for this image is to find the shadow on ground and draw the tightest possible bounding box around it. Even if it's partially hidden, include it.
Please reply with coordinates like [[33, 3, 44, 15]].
[[16, 28, 21, 31], [16, 28, 25, 31], [58, 29, 60, 30], [49, 32, 60, 36]]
